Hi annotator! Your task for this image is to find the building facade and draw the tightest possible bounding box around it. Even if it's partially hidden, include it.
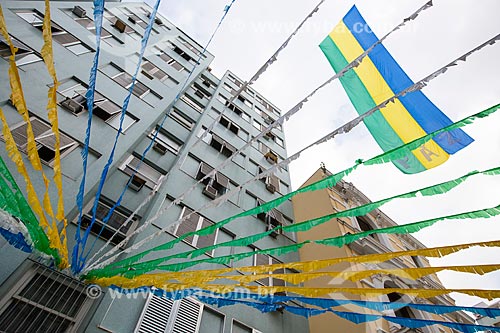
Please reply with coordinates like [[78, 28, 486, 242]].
[[292, 167, 473, 333], [0, 1, 308, 332]]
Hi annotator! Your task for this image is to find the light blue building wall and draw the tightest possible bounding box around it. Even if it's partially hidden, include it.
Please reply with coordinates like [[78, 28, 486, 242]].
[[0, 1, 309, 332]]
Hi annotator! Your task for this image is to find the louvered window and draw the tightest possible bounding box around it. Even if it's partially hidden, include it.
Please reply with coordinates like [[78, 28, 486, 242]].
[[0, 35, 42, 66], [135, 295, 223, 333], [171, 207, 217, 255], [80, 198, 138, 245], [119, 155, 165, 190], [196, 162, 230, 197], [15, 10, 92, 55], [3, 117, 78, 166]]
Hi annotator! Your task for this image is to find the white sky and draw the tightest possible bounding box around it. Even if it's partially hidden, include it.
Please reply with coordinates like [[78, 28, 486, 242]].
[[141, 0, 500, 307]]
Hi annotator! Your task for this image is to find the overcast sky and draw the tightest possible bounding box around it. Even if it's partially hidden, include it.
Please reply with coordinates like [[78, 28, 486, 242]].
[[139, 0, 500, 306]]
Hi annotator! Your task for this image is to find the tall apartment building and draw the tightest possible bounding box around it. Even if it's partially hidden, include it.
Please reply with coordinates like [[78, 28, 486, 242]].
[[292, 167, 474, 333], [0, 2, 308, 332]]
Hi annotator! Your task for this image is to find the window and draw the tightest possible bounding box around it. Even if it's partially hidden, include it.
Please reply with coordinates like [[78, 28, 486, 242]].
[[223, 83, 236, 95], [3, 117, 78, 166], [218, 116, 239, 135], [169, 108, 194, 130], [232, 320, 262, 333], [149, 128, 183, 155], [142, 60, 179, 85], [158, 51, 190, 73], [171, 207, 217, 253], [102, 9, 138, 37], [16, 10, 93, 55], [256, 198, 284, 237], [80, 198, 138, 245], [0, 35, 42, 66], [260, 169, 280, 194], [57, 78, 137, 132], [276, 136, 284, 148], [180, 94, 204, 113], [170, 44, 196, 65], [196, 162, 230, 199], [102, 63, 162, 102], [135, 295, 208, 333], [0, 264, 93, 332], [199, 307, 225, 333], [119, 155, 165, 190], [228, 74, 243, 88], [238, 128, 249, 141], [356, 216, 376, 239], [64, 8, 122, 46], [178, 36, 204, 58], [251, 252, 285, 287], [198, 129, 236, 158], [253, 119, 261, 131], [237, 95, 252, 108]]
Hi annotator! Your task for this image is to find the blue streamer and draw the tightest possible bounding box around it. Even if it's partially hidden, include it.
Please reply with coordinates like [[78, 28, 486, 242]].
[[108, 286, 500, 320], [0, 227, 32, 253], [72, 0, 106, 273], [75, 0, 162, 273], [80, 0, 239, 267], [108, 287, 500, 333]]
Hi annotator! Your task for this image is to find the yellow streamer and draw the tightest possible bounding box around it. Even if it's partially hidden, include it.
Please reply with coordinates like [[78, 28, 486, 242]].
[[92, 278, 500, 300], [0, 109, 61, 254], [0, 7, 66, 266], [173, 264, 500, 285], [40, 0, 68, 263]]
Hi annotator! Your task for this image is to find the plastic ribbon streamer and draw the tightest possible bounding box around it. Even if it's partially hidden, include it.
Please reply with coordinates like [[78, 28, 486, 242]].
[[86, 1, 437, 271], [196, 297, 500, 333], [0, 109, 61, 265], [40, 0, 68, 263], [0, 7, 66, 266], [84, 0, 240, 270], [85, 238, 500, 279], [89, 0, 436, 272], [0, 156, 56, 257], [73, 0, 162, 274], [87, 103, 500, 273], [96, 164, 500, 271], [110, 286, 500, 319], [73, 0, 105, 272], [133, 264, 500, 286], [0, 208, 32, 253], [89, 25, 500, 270]]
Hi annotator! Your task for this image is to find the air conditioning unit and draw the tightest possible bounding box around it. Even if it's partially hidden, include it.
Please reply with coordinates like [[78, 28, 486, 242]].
[[114, 19, 127, 33], [61, 97, 85, 115], [129, 174, 146, 191], [202, 185, 218, 199], [265, 179, 276, 194], [153, 142, 167, 155], [264, 151, 278, 164], [72, 6, 86, 18]]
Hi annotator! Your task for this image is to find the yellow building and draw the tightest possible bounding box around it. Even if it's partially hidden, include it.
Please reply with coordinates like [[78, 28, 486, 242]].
[[292, 167, 473, 333]]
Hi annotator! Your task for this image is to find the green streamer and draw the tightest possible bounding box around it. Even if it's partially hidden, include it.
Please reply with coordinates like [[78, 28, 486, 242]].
[[316, 204, 500, 247], [0, 156, 59, 261], [87, 165, 500, 279], [90, 103, 500, 277]]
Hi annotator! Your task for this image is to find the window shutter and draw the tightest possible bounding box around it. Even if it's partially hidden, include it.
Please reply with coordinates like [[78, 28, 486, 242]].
[[170, 298, 202, 333], [196, 219, 216, 251], [177, 207, 199, 244], [199, 162, 214, 178], [135, 294, 174, 333], [214, 172, 229, 189]]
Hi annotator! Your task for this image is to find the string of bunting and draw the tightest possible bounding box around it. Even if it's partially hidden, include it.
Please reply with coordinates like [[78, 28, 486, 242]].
[[40, 0, 69, 267], [85, 239, 500, 280], [0, 7, 66, 267], [82, 0, 239, 272], [87, 0, 438, 270], [73, 0, 106, 272], [73, 0, 163, 274], [105, 164, 500, 271], [86, 102, 500, 273], [88, 30, 500, 271]]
